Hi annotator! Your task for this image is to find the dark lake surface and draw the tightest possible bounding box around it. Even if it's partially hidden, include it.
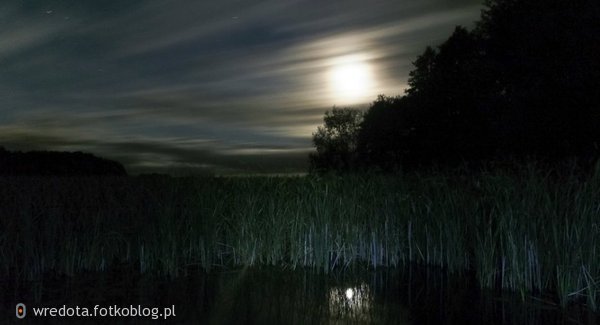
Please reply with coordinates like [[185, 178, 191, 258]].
[[2, 265, 597, 324]]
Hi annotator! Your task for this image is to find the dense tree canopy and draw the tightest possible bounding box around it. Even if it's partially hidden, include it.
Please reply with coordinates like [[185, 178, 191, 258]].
[[309, 107, 363, 172], [310, 0, 600, 172]]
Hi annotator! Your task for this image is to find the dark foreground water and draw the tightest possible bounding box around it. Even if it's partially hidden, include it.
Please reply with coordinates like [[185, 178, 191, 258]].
[[2, 265, 597, 324]]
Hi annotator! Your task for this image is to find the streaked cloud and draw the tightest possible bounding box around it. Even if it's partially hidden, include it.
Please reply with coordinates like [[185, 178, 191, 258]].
[[0, 0, 482, 174]]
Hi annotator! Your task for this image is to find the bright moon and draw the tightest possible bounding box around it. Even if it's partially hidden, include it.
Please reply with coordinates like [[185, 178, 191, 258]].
[[329, 56, 374, 104]]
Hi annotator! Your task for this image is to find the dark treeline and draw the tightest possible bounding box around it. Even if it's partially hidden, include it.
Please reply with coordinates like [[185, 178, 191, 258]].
[[310, 0, 600, 173], [0, 147, 127, 176]]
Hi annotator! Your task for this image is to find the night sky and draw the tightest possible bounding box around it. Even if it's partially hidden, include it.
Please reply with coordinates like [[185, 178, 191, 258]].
[[1, 0, 481, 175]]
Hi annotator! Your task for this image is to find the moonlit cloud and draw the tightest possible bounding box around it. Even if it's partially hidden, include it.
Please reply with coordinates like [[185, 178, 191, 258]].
[[0, 0, 482, 174]]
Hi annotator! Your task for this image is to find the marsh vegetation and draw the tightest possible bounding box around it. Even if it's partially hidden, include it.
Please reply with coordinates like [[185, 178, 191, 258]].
[[2, 163, 599, 311]]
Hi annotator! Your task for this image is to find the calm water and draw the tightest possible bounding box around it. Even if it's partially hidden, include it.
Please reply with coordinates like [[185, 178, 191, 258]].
[[2, 265, 597, 324]]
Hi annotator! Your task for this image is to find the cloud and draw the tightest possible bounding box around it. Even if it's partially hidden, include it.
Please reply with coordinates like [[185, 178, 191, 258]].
[[0, 0, 482, 174], [0, 126, 310, 175]]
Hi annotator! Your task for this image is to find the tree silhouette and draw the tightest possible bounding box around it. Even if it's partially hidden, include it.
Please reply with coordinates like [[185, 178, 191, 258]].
[[311, 0, 600, 172], [473, 0, 600, 160], [356, 95, 412, 170], [359, 27, 495, 169], [309, 107, 363, 172], [405, 46, 437, 97], [411, 26, 494, 164], [0, 147, 127, 176]]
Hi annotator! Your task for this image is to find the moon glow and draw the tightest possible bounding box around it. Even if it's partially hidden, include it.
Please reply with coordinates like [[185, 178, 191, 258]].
[[328, 56, 374, 104]]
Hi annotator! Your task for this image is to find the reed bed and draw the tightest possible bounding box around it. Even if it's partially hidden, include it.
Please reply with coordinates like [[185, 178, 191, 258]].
[[0, 164, 598, 310]]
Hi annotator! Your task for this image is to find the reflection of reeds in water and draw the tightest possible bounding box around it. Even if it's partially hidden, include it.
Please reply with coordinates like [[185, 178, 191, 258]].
[[1, 163, 599, 310], [328, 282, 372, 323], [206, 268, 411, 324]]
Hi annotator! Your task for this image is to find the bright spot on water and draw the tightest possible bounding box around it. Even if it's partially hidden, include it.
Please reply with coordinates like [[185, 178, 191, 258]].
[[345, 288, 354, 300], [329, 283, 372, 322]]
